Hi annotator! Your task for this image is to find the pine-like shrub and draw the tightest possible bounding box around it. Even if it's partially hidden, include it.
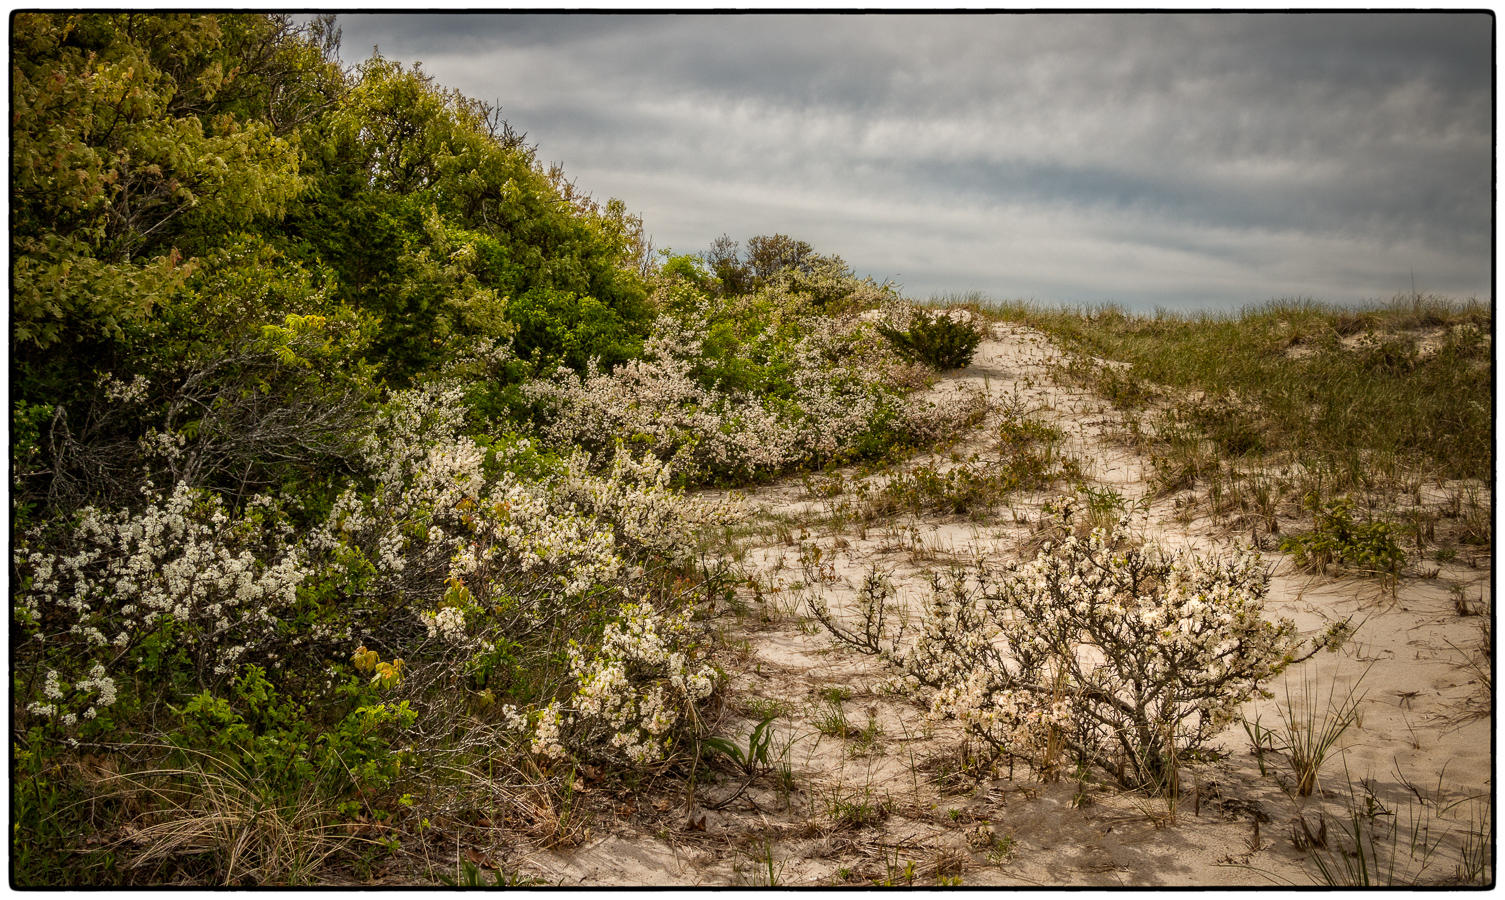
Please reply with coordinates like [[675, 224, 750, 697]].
[[876, 309, 985, 370]]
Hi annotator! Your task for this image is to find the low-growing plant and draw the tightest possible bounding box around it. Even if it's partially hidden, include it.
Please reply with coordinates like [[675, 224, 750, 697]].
[[1274, 671, 1367, 797], [741, 696, 792, 720], [1455, 798, 1493, 885], [699, 713, 779, 809], [1055, 353, 1159, 410], [858, 407, 1076, 521], [1301, 769, 1447, 886], [813, 697, 852, 739], [1442, 620, 1492, 724], [819, 686, 853, 704], [734, 838, 785, 887], [982, 832, 1015, 865], [1456, 486, 1491, 548], [867, 463, 1012, 518], [95, 757, 349, 886], [1076, 483, 1130, 536], [848, 707, 884, 756], [438, 858, 536, 887], [1448, 582, 1479, 617], [877, 848, 918, 886], [1280, 496, 1406, 579], [824, 784, 889, 829], [1239, 711, 1284, 777]]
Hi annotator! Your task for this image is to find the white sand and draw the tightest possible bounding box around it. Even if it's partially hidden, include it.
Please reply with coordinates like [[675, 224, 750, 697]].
[[516, 323, 1492, 887]]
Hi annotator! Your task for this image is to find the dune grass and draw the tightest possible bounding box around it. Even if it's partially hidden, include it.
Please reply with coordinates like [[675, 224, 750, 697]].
[[965, 294, 1490, 546], [984, 294, 1489, 480]]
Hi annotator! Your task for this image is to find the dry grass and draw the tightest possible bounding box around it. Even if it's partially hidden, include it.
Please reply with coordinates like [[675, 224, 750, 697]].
[[94, 762, 354, 885]]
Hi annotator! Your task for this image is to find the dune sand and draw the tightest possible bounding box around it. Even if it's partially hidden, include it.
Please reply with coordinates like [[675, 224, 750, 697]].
[[511, 323, 1492, 887]]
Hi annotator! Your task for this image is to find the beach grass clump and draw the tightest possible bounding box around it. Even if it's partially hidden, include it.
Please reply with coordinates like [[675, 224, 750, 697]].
[[1274, 671, 1367, 797]]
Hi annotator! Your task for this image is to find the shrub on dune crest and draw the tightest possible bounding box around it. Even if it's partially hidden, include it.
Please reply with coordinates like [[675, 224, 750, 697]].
[[876, 307, 986, 371]]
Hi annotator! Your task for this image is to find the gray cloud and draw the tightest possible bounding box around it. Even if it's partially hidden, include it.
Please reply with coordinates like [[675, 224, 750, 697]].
[[334, 12, 1492, 309]]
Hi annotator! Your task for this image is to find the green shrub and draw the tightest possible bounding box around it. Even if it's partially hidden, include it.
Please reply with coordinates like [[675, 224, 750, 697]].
[[877, 310, 984, 370], [1280, 496, 1406, 577], [507, 286, 646, 372], [658, 252, 719, 293]]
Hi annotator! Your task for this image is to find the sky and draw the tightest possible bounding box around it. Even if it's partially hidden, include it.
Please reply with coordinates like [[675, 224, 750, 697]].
[[332, 12, 1493, 311]]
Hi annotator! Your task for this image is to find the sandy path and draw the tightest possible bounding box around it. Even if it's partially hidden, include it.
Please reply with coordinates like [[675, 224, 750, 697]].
[[522, 323, 1492, 887]]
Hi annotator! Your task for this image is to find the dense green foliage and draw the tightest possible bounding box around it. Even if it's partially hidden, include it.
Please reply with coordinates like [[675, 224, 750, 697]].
[[10, 14, 963, 885], [11, 13, 652, 425]]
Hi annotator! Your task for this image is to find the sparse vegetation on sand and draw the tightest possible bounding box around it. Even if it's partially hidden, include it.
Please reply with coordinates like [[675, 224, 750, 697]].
[[988, 296, 1491, 555], [990, 295, 1490, 481]]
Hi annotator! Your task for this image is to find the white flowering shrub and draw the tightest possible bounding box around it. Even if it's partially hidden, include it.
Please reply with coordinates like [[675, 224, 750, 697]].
[[295, 384, 736, 715], [534, 599, 719, 765], [13, 483, 305, 735], [11, 206, 1005, 882], [762, 251, 896, 313], [555, 445, 743, 565], [13, 381, 734, 782], [525, 291, 974, 483], [523, 316, 796, 481], [821, 506, 1301, 792]]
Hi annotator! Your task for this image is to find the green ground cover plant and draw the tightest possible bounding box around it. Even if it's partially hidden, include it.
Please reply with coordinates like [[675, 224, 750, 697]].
[[1279, 496, 1406, 579]]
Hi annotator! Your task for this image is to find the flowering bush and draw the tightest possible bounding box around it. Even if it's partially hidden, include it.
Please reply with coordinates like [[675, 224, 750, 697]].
[[13, 382, 735, 775], [525, 292, 975, 483], [299, 385, 737, 744], [819, 505, 1301, 792], [555, 446, 742, 564], [14, 483, 306, 735], [538, 599, 719, 766]]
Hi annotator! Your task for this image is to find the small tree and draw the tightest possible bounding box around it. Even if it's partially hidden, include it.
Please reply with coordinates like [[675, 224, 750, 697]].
[[745, 233, 816, 283], [702, 234, 749, 296]]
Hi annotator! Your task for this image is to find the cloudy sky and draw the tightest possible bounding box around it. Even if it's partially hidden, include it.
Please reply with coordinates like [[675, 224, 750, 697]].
[[334, 12, 1492, 311]]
